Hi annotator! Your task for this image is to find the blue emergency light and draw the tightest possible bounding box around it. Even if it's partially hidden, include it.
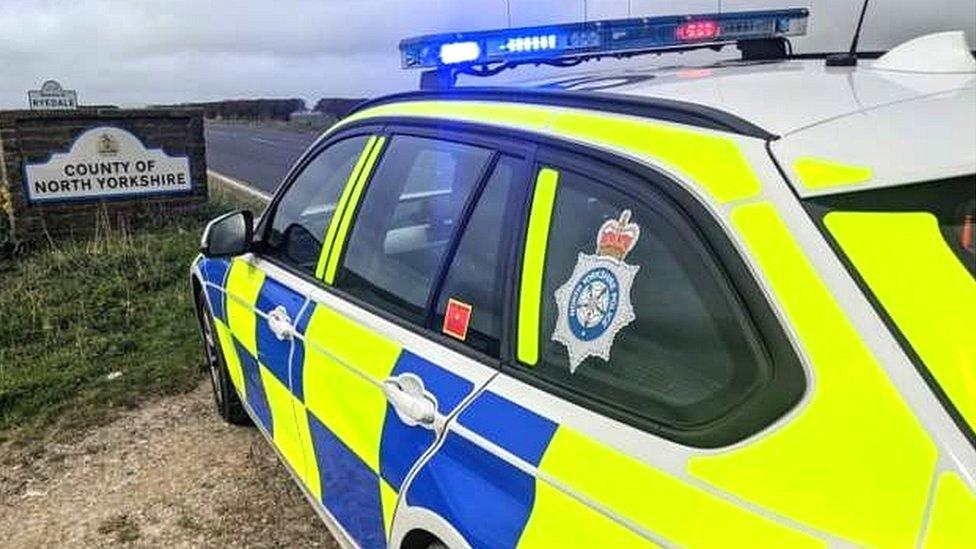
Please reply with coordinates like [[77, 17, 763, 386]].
[[401, 8, 809, 72]]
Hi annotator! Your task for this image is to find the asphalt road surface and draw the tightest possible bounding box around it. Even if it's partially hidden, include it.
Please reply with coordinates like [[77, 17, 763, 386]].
[[205, 122, 319, 195]]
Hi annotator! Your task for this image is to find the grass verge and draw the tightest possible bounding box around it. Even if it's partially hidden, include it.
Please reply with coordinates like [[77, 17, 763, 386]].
[[0, 189, 267, 450]]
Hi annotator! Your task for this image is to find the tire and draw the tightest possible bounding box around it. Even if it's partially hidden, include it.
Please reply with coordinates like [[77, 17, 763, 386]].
[[198, 297, 250, 425]]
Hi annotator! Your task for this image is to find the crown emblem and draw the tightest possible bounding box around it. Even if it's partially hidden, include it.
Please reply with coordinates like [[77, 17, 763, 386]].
[[596, 209, 640, 261], [97, 133, 119, 156]]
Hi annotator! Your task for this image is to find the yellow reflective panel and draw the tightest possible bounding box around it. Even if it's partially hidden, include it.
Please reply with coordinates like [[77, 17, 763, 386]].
[[316, 135, 378, 281], [539, 427, 822, 548], [793, 157, 872, 190], [213, 318, 245, 397], [302, 343, 388, 473], [302, 304, 401, 472], [304, 305, 401, 380], [518, 168, 560, 366], [380, 478, 398, 540], [825, 211, 976, 431], [341, 101, 555, 133], [344, 101, 762, 204], [923, 473, 976, 548], [225, 258, 265, 357], [549, 112, 762, 203], [260, 365, 306, 479], [518, 480, 654, 549], [324, 136, 387, 284], [689, 203, 937, 546]]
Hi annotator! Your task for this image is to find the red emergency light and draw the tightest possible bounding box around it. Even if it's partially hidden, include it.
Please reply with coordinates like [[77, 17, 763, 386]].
[[676, 20, 720, 41]]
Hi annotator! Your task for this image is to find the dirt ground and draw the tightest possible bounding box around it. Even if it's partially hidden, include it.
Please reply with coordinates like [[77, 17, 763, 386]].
[[0, 381, 338, 548]]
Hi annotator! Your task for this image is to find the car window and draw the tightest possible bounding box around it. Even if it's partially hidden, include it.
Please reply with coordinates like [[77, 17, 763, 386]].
[[434, 156, 524, 357], [335, 135, 493, 324], [264, 136, 370, 274], [526, 167, 768, 429]]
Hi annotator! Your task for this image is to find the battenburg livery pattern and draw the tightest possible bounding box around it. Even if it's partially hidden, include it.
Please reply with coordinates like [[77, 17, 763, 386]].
[[192, 70, 976, 547]]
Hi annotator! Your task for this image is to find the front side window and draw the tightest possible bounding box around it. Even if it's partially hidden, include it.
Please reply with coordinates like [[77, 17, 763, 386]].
[[808, 175, 976, 437], [265, 136, 370, 274], [524, 167, 771, 431], [335, 135, 493, 324]]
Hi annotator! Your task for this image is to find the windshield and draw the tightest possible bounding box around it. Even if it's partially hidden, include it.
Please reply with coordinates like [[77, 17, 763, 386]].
[[806, 175, 976, 439]]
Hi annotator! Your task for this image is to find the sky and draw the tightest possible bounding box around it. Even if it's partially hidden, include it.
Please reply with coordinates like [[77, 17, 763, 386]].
[[1, 0, 973, 109]]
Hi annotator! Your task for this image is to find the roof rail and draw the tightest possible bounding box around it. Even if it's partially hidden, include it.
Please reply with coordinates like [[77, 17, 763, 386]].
[[347, 88, 778, 140]]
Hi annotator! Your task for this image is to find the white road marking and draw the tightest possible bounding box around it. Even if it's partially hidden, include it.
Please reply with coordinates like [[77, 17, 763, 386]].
[[207, 170, 272, 202]]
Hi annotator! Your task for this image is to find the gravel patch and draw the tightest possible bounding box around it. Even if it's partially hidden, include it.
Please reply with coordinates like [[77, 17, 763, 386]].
[[0, 382, 337, 548]]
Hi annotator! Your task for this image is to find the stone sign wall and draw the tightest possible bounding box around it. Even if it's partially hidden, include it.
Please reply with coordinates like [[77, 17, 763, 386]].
[[0, 108, 207, 244]]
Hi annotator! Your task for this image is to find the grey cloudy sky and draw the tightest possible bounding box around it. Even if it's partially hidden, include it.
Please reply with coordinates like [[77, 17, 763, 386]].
[[2, 0, 973, 109]]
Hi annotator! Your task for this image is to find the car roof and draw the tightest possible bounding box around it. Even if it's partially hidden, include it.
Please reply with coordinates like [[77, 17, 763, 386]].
[[521, 58, 976, 137], [351, 57, 974, 194]]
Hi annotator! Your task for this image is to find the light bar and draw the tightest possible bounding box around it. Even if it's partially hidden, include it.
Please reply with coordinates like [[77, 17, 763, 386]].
[[400, 9, 809, 70]]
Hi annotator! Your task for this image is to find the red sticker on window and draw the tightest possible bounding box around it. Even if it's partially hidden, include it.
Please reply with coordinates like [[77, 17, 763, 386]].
[[443, 298, 473, 341]]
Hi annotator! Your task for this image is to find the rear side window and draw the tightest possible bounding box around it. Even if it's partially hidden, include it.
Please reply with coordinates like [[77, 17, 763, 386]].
[[434, 156, 525, 357], [265, 136, 370, 274], [335, 135, 493, 324], [523, 167, 774, 433]]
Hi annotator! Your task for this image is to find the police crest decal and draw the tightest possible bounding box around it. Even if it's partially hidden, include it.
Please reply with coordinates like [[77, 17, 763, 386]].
[[552, 209, 641, 373]]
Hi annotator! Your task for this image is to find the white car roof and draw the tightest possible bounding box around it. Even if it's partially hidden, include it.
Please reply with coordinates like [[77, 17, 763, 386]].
[[520, 56, 976, 194], [532, 58, 975, 137]]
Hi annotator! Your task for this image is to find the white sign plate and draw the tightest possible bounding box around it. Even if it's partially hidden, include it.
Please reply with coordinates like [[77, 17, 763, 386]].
[[24, 127, 192, 203], [27, 80, 78, 110]]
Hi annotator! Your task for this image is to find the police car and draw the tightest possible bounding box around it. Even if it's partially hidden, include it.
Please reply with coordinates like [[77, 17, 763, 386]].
[[191, 8, 976, 548]]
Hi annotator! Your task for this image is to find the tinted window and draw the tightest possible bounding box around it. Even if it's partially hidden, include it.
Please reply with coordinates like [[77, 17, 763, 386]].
[[265, 136, 369, 273], [529, 168, 767, 429], [336, 135, 493, 324], [435, 156, 524, 357]]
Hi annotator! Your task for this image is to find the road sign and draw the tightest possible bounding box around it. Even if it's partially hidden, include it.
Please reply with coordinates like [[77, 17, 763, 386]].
[[28, 80, 78, 110], [24, 126, 192, 203]]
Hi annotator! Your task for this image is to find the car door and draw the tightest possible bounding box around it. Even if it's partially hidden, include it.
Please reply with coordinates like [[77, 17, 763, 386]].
[[399, 149, 808, 547], [290, 129, 534, 549], [221, 131, 377, 502]]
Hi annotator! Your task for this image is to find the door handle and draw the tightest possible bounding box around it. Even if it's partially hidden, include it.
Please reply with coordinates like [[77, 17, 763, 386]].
[[382, 373, 438, 429], [267, 305, 295, 340]]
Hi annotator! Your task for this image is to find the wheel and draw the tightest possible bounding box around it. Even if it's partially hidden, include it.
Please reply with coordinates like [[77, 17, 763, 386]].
[[198, 297, 250, 425]]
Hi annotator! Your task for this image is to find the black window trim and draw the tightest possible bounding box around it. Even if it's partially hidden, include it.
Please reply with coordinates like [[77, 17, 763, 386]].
[[253, 116, 806, 448]]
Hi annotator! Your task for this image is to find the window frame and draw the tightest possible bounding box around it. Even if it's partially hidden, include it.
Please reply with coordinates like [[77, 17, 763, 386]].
[[255, 124, 385, 250], [504, 145, 807, 448], [332, 133, 498, 325], [251, 117, 806, 449], [255, 119, 536, 369]]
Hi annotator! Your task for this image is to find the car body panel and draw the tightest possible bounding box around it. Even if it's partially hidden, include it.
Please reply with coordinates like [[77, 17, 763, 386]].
[[192, 59, 976, 547]]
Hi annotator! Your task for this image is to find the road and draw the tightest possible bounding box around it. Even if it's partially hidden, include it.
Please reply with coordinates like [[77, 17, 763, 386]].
[[205, 122, 319, 195]]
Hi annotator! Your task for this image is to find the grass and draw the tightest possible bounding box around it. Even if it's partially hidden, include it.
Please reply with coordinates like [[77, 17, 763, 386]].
[[0, 188, 266, 449]]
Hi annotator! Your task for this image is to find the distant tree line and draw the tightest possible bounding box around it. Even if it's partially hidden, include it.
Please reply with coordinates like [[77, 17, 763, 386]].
[[313, 98, 365, 120], [157, 97, 366, 122], [168, 99, 306, 121]]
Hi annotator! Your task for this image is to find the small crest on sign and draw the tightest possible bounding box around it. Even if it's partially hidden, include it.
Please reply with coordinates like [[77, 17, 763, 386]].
[[97, 133, 120, 157]]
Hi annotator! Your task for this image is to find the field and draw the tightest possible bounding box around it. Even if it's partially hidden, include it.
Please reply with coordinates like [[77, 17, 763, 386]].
[[0, 184, 334, 547], [0, 183, 265, 449]]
